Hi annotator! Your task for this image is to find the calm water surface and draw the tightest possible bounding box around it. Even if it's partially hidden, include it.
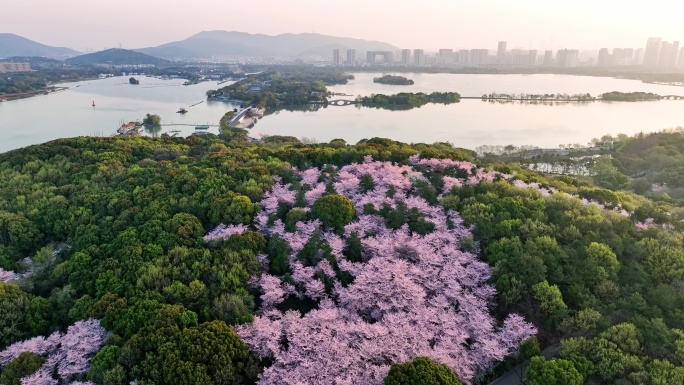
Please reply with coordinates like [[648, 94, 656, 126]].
[[1, 73, 683, 154]]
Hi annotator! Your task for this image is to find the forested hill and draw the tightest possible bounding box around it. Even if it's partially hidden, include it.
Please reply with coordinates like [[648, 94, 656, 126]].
[[65, 48, 167, 66], [1, 133, 684, 384]]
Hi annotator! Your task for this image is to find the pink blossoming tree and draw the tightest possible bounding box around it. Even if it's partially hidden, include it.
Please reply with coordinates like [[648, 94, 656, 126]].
[[0, 319, 107, 385], [231, 157, 536, 384]]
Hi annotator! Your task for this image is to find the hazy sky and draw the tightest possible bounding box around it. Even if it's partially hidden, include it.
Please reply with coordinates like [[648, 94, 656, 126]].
[[3, 0, 683, 52]]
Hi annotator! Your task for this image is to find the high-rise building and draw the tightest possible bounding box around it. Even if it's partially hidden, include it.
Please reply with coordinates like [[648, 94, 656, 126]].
[[608, 48, 634, 66], [510, 49, 528, 66], [438, 49, 454, 65], [366, 51, 393, 65], [497, 41, 507, 64], [332, 49, 343, 66], [679, 47, 684, 67], [622, 48, 634, 65], [457, 50, 470, 65], [0, 62, 31, 73], [401, 49, 411, 66], [658, 41, 672, 67], [528, 50, 538, 66], [598, 48, 611, 66], [413, 49, 424, 66], [543, 50, 553, 66], [346, 49, 356, 66], [556, 49, 579, 67], [469, 49, 488, 65], [643, 37, 662, 67], [670, 41, 680, 67], [634, 48, 645, 65]]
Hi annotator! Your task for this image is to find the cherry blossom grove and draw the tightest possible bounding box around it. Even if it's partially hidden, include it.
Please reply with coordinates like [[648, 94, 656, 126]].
[[0, 319, 107, 385], [222, 156, 537, 384]]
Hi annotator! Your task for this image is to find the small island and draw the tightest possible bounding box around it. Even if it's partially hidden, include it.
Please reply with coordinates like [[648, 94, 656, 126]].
[[600, 91, 662, 101], [129, 77, 139, 85], [373, 74, 415, 85], [358, 92, 460, 110]]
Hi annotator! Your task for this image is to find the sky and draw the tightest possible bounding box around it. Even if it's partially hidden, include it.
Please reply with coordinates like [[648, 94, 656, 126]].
[[2, 0, 684, 52]]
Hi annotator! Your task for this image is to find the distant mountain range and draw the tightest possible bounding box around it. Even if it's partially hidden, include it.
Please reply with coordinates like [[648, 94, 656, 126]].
[[65, 48, 168, 66], [136, 31, 399, 59], [0, 31, 399, 62], [0, 33, 80, 59]]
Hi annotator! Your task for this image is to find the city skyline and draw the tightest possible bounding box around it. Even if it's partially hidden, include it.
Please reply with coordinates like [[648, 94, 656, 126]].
[[2, 0, 684, 52], [330, 36, 682, 69]]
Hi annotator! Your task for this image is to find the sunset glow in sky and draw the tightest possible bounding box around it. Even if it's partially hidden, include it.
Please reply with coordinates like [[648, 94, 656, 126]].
[[3, 0, 684, 52]]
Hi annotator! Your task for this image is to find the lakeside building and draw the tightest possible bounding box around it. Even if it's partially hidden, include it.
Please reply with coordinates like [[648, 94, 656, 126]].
[[657, 41, 673, 67], [634, 48, 645, 65], [556, 49, 579, 67], [469, 49, 489, 65], [670, 42, 680, 67], [599, 48, 636, 66], [0, 62, 31, 73], [597, 48, 611, 66], [528, 50, 538, 66], [497, 41, 507, 64], [401, 49, 411, 66], [332, 49, 343, 66], [679, 48, 684, 67], [438, 49, 454, 65], [543, 50, 554, 66], [644, 37, 662, 67], [413, 49, 424, 66], [614, 48, 634, 65], [346, 49, 356, 66], [366, 51, 393, 65], [642, 38, 680, 68], [457, 50, 470, 65]]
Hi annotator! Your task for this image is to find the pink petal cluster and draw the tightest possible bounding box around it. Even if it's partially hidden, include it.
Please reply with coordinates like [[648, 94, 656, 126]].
[[236, 159, 536, 385], [203, 223, 249, 242], [0, 319, 108, 384], [1, 258, 34, 283], [0, 268, 23, 283], [635, 217, 655, 230]]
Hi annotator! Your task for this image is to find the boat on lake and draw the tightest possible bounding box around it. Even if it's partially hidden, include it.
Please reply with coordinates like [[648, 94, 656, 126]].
[[177, 108, 188, 114], [195, 125, 210, 130]]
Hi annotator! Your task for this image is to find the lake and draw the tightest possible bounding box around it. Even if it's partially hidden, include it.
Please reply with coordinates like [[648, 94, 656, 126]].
[[1, 72, 684, 154]]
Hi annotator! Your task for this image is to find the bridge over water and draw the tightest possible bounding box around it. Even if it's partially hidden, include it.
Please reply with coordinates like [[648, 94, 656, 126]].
[[327, 99, 358, 106]]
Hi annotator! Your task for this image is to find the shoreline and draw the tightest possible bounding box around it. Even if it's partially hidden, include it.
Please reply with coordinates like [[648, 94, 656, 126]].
[[0, 86, 70, 102], [0, 76, 106, 103]]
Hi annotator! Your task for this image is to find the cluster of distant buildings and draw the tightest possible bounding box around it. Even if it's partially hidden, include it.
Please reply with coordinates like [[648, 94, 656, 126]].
[[332, 37, 684, 69], [333, 46, 584, 68], [0, 62, 31, 73], [641, 38, 683, 68]]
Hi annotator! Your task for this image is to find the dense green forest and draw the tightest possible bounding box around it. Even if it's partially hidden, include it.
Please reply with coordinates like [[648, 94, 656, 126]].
[[2, 128, 684, 384]]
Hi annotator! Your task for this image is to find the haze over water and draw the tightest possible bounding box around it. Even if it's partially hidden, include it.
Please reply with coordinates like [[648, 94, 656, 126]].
[[1, 73, 683, 153]]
